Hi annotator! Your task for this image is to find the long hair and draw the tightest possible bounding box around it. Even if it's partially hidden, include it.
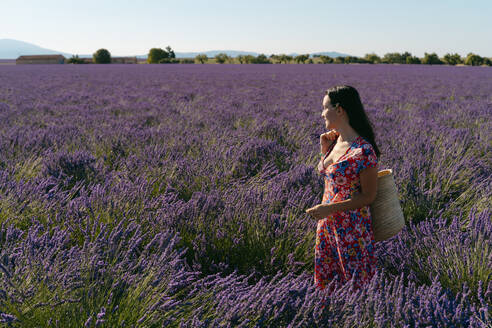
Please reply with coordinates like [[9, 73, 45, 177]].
[[326, 85, 381, 158]]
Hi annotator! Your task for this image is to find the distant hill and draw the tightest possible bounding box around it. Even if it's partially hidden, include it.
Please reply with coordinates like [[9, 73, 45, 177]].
[[0, 39, 73, 59], [0, 38, 351, 59]]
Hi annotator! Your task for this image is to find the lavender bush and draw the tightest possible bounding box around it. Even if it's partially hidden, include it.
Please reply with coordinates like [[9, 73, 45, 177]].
[[0, 64, 490, 326]]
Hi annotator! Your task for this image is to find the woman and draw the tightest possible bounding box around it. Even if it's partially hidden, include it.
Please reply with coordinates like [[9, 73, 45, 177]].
[[306, 85, 381, 295]]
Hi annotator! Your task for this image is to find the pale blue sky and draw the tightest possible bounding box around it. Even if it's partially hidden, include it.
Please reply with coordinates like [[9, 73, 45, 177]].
[[1, 0, 491, 57]]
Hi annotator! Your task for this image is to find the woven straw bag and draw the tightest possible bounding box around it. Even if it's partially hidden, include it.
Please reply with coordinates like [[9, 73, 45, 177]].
[[369, 169, 405, 242]]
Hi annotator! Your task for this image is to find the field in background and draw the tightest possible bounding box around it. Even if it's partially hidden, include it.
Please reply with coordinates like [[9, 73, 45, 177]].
[[0, 64, 490, 327]]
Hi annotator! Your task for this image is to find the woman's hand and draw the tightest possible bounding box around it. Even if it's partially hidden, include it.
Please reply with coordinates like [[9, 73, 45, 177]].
[[305, 204, 334, 220], [320, 129, 339, 153]]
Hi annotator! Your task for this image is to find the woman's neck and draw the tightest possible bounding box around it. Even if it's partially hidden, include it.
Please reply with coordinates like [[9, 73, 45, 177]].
[[334, 125, 359, 144]]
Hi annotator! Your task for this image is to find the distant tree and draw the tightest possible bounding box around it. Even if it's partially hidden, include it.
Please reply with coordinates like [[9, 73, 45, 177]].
[[422, 52, 443, 65], [294, 54, 309, 64], [363, 53, 381, 64], [385, 52, 414, 64], [179, 58, 194, 64], [276, 54, 291, 64], [158, 57, 179, 64], [406, 56, 421, 64], [251, 54, 270, 64], [381, 53, 396, 64], [443, 53, 463, 65], [148, 48, 167, 63], [344, 56, 356, 63], [67, 54, 84, 64], [483, 57, 492, 66], [195, 54, 208, 64], [382, 52, 405, 64], [344, 56, 367, 63], [401, 51, 412, 63], [269, 54, 282, 64], [215, 53, 229, 64], [148, 46, 176, 64], [237, 55, 245, 64], [307, 58, 314, 64], [93, 48, 111, 64], [464, 53, 483, 66], [165, 46, 176, 58], [319, 55, 334, 64], [243, 55, 255, 64], [334, 56, 345, 64]]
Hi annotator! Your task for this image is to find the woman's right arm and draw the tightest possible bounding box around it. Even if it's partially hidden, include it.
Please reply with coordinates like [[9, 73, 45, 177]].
[[317, 130, 338, 173], [320, 130, 339, 153], [317, 156, 326, 173], [317, 145, 331, 173]]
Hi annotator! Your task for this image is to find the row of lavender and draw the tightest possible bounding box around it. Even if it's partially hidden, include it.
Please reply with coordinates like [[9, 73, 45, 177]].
[[0, 64, 490, 326]]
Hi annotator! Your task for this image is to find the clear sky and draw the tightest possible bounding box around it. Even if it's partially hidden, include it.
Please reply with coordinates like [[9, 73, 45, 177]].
[[1, 0, 491, 57]]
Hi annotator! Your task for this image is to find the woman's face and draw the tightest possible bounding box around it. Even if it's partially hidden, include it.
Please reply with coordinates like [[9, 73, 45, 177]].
[[321, 95, 339, 129]]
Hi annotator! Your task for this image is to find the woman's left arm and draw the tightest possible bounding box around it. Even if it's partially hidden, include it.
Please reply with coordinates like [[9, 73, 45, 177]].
[[306, 166, 378, 219]]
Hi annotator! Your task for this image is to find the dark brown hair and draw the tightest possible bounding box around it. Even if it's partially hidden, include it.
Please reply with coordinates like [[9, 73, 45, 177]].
[[326, 85, 381, 158]]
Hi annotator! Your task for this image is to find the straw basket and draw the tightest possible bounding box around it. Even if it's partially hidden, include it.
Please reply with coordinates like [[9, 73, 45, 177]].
[[369, 169, 405, 242]]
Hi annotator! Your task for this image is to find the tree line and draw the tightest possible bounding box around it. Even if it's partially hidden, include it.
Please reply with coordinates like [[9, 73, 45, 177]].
[[170, 48, 492, 66], [67, 47, 492, 66], [204, 51, 490, 66]]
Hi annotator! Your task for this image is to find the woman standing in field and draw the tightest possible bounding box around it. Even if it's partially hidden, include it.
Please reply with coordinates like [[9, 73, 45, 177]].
[[306, 85, 381, 296]]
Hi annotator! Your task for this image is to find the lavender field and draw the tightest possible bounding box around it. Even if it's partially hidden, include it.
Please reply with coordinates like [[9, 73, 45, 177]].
[[0, 64, 490, 327]]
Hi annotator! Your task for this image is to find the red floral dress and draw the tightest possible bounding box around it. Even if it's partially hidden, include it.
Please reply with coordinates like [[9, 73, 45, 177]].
[[315, 135, 378, 293]]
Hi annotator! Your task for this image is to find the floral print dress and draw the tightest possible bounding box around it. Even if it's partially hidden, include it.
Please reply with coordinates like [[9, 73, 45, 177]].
[[315, 135, 378, 293]]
